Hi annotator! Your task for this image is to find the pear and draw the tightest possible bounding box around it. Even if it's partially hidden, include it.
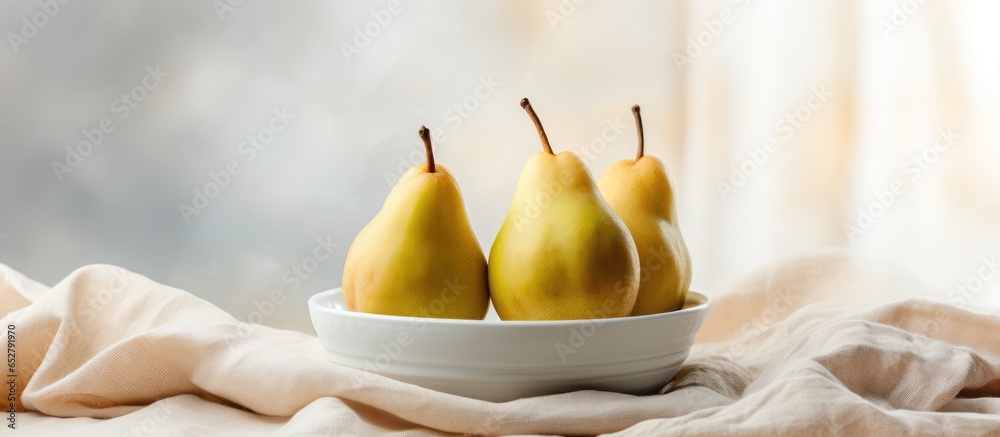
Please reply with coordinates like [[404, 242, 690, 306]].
[[488, 98, 640, 321], [342, 126, 489, 319], [597, 105, 692, 315]]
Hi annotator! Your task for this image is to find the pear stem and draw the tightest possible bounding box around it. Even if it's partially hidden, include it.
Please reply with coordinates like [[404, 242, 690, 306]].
[[632, 104, 644, 161], [419, 125, 435, 173], [520, 98, 553, 154]]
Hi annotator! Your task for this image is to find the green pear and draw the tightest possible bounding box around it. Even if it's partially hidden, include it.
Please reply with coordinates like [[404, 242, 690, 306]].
[[488, 98, 640, 321], [597, 105, 692, 315], [342, 126, 489, 319]]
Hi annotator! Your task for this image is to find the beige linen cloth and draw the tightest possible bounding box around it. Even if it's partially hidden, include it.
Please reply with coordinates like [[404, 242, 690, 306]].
[[3, 252, 1000, 436]]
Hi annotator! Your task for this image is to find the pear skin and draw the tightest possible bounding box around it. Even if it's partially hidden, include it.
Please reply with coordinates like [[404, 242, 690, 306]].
[[598, 105, 692, 315], [488, 99, 640, 321], [343, 127, 489, 319]]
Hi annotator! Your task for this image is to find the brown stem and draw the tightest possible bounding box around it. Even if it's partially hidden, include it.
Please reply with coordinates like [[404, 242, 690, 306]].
[[419, 125, 435, 173], [632, 105, 644, 161], [520, 98, 553, 154]]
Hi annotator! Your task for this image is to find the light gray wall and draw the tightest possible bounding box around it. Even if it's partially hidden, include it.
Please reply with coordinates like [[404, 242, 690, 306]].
[[3, 0, 999, 332]]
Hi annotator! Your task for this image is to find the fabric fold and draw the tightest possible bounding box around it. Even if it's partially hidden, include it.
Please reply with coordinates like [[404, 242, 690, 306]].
[[3, 256, 1000, 436]]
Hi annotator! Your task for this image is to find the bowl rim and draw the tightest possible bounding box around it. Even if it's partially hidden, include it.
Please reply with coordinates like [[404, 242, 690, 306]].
[[309, 288, 711, 327]]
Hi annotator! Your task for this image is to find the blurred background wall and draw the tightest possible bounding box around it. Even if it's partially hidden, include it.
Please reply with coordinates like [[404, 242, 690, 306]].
[[2, 0, 999, 332]]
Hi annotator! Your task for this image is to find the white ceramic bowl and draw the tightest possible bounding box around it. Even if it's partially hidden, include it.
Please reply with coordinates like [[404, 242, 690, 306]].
[[308, 288, 711, 402]]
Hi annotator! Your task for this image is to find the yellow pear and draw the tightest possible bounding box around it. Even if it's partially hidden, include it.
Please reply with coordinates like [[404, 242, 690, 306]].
[[342, 126, 489, 319], [488, 98, 640, 321], [597, 105, 692, 315]]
